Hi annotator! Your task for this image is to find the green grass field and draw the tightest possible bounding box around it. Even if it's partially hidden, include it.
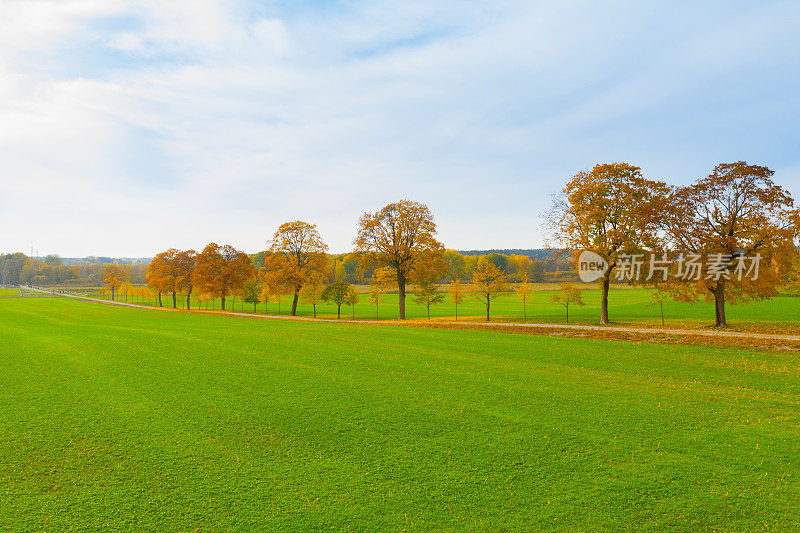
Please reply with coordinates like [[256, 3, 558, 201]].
[[2, 296, 800, 530], [81, 286, 800, 333]]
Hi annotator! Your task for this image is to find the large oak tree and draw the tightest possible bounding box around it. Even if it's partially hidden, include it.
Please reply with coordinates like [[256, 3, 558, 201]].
[[194, 243, 256, 311], [662, 161, 799, 328], [354, 200, 442, 319], [548, 162, 669, 324], [268, 221, 328, 316]]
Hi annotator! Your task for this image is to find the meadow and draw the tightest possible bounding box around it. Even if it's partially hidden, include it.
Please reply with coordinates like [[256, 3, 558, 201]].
[[77, 285, 800, 334], [2, 295, 800, 530]]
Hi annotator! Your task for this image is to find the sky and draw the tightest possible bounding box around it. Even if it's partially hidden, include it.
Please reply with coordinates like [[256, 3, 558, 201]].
[[1, 0, 799, 257]]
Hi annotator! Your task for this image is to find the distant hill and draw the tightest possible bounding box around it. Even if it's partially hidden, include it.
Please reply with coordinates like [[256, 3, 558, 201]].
[[457, 249, 564, 260], [61, 257, 152, 266]]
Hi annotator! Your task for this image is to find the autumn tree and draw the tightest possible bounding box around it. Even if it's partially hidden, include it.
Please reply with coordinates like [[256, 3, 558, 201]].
[[242, 277, 262, 313], [268, 221, 328, 316], [548, 162, 670, 324], [322, 280, 351, 320], [119, 281, 133, 303], [663, 162, 799, 328], [514, 274, 535, 321], [103, 264, 124, 301], [174, 250, 197, 310], [550, 283, 585, 323], [260, 268, 286, 315], [649, 290, 669, 327], [147, 249, 179, 307], [368, 281, 385, 319], [194, 243, 256, 311], [471, 261, 508, 322], [301, 271, 326, 318], [354, 200, 442, 319], [449, 278, 466, 321], [344, 285, 360, 319], [412, 281, 444, 320]]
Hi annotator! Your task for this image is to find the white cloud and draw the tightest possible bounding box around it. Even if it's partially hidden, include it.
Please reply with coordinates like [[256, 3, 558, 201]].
[[0, 0, 798, 256]]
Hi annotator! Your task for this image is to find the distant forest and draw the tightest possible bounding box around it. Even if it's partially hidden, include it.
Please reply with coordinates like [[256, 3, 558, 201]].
[[1, 248, 576, 287], [458, 249, 561, 259]]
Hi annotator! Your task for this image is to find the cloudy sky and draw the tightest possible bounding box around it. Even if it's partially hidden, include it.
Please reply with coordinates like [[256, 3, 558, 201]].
[[1, 0, 799, 257]]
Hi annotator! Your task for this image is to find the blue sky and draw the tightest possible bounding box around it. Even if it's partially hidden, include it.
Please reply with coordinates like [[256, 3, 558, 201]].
[[1, 0, 798, 257]]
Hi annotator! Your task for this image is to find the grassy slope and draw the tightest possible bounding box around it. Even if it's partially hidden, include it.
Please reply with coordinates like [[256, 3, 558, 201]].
[[1, 297, 799, 531]]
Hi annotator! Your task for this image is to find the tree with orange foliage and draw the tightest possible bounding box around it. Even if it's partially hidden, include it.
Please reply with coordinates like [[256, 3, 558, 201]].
[[103, 264, 124, 301], [471, 260, 508, 322], [147, 249, 180, 308], [174, 250, 197, 310], [548, 162, 669, 324], [268, 221, 328, 316], [260, 267, 285, 315], [355, 200, 442, 319], [661, 162, 799, 328], [194, 243, 256, 311]]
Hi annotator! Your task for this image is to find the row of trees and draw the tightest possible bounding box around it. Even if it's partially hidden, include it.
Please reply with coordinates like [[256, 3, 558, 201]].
[[548, 161, 800, 327], [96, 161, 798, 327]]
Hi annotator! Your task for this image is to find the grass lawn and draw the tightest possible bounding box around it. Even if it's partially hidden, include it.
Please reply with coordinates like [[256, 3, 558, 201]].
[[2, 297, 800, 530]]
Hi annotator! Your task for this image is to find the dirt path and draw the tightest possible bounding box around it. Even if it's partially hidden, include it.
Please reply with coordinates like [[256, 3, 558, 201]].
[[25, 286, 800, 343]]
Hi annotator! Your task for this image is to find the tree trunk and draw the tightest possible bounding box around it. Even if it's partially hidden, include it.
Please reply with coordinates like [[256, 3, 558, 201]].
[[397, 271, 406, 319], [313, 304, 317, 318], [172, 292, 177, 308], [158, 292, 162, 307], [111, 288, 115, 301], [186, 288, 192, 310], [566, 304, 569, 324], [455, 303, 458, 322], [600, 276, 610, 324], [221, 296, 226, 311], [714, 280, 727, 328], [523, 300, 527, 321], [660, 302, 664, 326], [427, 305, 430, 320], [337, 305, 341, 320], [291, 290, 299, 316], [486, 299, 490, 322]]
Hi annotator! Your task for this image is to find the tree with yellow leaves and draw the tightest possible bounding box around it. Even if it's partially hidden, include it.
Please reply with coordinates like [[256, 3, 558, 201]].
[[301, 271, 326, 318], [119, 281, 133, 303], [260, 268, 286, 315], [548, 162, 670, 324], [268, 221, 328, 316], [368, 282, 384, 319], [661, 161, 800, 328], [448, 278, 466, 321], [513, 274, 535, 321], [103, 264, 124, 301], [355, 200, 442, 319], [345, 285, 360, 319], [471, 261, 508, 322]]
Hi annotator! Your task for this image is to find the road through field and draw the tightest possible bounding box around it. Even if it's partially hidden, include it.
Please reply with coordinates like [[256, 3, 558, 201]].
[[25, 286, 800, 343]]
